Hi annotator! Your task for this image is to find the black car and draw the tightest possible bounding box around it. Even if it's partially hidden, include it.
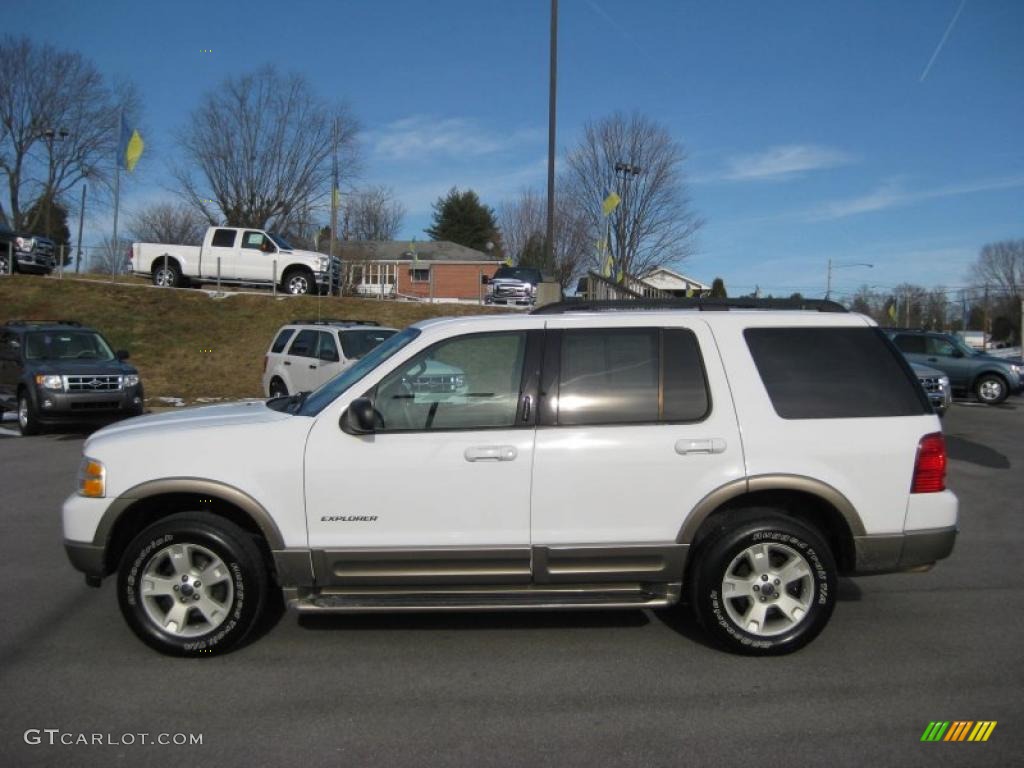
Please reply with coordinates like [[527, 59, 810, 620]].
[[0, 321, 144, 435], [0, 222, 56, 275]]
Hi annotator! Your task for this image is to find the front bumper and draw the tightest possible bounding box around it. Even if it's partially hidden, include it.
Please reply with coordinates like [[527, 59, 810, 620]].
[[33, 386, 144, 423], [15, 250, 55, 273]]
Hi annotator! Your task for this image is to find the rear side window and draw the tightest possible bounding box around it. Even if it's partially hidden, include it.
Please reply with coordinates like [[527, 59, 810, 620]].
[[270, 329, 295, 354], [745, 327, 929, 419], [892, 334, 926, 354], [340, 329, 398, 360], [288, 329, 318, 358], [556, 328, 709, 426], [210, 229, 236, 248]]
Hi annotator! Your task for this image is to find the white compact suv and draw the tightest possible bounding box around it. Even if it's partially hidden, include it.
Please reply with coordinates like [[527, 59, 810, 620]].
[[63, 298, 958, 657], [262, 319, 397, 397]]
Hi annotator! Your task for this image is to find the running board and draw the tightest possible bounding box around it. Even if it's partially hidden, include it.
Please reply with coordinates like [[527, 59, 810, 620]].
[[287, 582, 681, 613]]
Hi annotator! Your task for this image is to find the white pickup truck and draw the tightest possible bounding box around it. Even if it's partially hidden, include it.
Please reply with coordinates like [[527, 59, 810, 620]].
[[131, 226, 341, 295]]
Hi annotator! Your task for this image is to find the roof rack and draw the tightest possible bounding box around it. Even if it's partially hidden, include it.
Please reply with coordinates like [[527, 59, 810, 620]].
[[531, 298, 848, 315], [289, 318, 381, 327], [3, 319, 82, 327]]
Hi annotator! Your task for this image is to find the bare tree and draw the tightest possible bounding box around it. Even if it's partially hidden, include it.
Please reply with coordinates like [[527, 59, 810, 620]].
[[0, 36, 136, 232], [345, 185, 405, 241], [128, 201, 208, 245], [562, 111, 702, 278], [173, 66, 359, 230], [499, 187, 590, 289], [89, 236, 131, 275], [971, 239, 1023, 297]]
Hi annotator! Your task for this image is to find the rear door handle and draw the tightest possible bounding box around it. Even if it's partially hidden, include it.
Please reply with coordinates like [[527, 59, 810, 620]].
[[675, 438, 727, 455], [464, 445, 518, 462], [309, 364, 317, 369]]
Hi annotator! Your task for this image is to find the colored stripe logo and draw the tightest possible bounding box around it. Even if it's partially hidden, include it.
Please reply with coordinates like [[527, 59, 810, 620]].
[[921, 721, 997, 742]]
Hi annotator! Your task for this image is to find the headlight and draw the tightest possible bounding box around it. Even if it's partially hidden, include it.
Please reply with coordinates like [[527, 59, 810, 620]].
[[1011, 365, 1021, 375], [16, 236, 33, 250], [77, 458, 106, 498], [34, 374, 63, 391], [939, 376, 950, 388], [122, 374, 140, 387], [318, 256, 330, 269]]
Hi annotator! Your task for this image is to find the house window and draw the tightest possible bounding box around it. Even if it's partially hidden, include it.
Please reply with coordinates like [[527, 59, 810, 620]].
[[411, 267, 430, 283]]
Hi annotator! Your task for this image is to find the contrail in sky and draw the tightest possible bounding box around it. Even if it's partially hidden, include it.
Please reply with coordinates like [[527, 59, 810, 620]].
[[920, 0, 968, 82]]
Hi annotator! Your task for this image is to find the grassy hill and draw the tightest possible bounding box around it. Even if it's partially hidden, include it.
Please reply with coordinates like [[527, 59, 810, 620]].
[[0, 275, 509, 403]]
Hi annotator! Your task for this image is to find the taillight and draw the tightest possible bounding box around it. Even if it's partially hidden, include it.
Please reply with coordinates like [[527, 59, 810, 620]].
[[912, 432, 946, 493]]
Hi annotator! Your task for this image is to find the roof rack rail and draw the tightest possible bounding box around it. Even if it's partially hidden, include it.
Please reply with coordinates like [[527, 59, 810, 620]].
[[531, 297, 848, 315], [289, 318, 381, 327], [3, 319, 82, 327]]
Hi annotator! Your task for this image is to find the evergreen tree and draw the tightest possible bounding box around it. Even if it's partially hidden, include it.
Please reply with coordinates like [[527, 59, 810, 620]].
[[710, 277, 727, 298], [25, 195, 72, 264], [425, 187, 501, 254]]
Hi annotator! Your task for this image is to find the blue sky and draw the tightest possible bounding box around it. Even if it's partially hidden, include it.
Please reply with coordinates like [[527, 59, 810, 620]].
[[9, 0, 1023, 298]]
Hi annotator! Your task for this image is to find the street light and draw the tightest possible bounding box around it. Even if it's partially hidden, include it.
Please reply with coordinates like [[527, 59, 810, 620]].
[[612, 162, 642, 281], [825, 258, 873, 300]]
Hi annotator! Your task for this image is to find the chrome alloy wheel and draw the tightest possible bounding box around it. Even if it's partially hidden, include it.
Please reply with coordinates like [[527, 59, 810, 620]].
[[139, 543, 234, 638], [721, 542, 815, 637], [153, 267, 176, 287], [18, 397, 29, 429], [978, 378, 1004, 403], [286, 273, 311, 294]]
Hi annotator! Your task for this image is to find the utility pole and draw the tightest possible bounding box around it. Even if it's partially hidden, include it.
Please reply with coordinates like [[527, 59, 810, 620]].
[[74, 184, 86, 273], [329, 118, 339, 271], [905, 288, 911, 327], [825, 258, 832, 300], [544, 0, 558, 272], [983, 284, 990, 348]]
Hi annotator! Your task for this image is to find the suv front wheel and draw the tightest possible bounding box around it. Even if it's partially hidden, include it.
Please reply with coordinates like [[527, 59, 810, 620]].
[[974, 374, 1008, 405], [689, 514, 837, 655], [117, 513, 269, 656]]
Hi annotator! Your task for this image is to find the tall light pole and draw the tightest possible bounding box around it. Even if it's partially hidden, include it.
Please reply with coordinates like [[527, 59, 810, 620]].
[[825, 258, 873, 300], [544, 0, 558, 270], [613, 161, 641, 280]]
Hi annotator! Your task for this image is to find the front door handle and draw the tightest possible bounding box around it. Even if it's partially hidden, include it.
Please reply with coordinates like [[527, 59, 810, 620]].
[[309, 364, 317, 369], [675, 438, 727, 455], [464, 445, 518, 462]]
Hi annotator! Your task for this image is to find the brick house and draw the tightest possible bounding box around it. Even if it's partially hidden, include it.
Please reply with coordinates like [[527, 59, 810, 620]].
[[338, 241, 503, 301]]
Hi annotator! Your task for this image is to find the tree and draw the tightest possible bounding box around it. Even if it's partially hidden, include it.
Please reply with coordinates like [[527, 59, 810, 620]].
[[426, 187, 501, 254], [0, 36, 136, 232], [562, 111, 702, 279], [173, 66, 359, 230], [970, 239, 1023, 343], [128, 202, 207, 245], [345, 185, 405, 241], [89, 236, 130, 275], [24, 195, 71, 261], [710, 277, 727, 298], [499, 187, 590, 289]]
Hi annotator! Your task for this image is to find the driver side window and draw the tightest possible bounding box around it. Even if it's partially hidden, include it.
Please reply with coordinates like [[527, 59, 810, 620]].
[[371, 332, 527, 432], [927, 337, 956, 357]]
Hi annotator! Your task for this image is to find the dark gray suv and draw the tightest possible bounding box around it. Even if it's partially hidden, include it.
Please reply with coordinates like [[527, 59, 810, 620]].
[[0, 321, 144, 435], [887, 329, 1022, 405]]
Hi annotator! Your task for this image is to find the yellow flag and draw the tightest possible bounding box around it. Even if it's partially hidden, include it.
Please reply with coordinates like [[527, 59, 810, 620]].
[[124, 130, 144, 172], [602, 251, 613, 278], [887, 302, 898, 322], [601, 191, 621, 216]]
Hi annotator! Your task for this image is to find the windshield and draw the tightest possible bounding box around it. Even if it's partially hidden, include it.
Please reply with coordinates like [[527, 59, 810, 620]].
[[267, 232, 294, 250], [493, 267, 541, 283], [296, 327, 421, 416], [25, 331, 115, 361]]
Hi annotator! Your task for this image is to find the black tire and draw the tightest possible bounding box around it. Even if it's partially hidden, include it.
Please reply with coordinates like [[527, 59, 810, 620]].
[[974, 374, 1008, 405], [689, 513, 837, 655], [152, 259, 181, 288], [268, 377, 288, 397], [117, 513, 269, 656], [282, 268, 315, 295], [17, 390, 41, 436]]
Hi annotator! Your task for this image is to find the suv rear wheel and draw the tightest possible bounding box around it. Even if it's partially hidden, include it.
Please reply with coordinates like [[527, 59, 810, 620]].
[[117, 513, 269, 656], [975, 374, 1008, 405], [689, 513, 837, 655], [17, 390, 41, 436]]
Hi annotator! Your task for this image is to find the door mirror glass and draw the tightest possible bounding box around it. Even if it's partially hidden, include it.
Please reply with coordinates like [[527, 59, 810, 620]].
[[116, 349, 130, 360]]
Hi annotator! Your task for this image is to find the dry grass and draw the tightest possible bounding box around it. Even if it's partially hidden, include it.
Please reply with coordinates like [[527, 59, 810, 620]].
[[0, 275, 511, 403]]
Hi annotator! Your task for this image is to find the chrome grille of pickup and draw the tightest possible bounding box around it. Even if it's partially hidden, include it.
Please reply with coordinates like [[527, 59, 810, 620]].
[[65, 375, 123, 392], [918, 376, 943, 394]]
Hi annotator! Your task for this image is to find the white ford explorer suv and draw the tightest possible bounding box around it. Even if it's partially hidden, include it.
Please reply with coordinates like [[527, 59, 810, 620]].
[[63, 298, 958, 656], [262, 319, 397, 397]]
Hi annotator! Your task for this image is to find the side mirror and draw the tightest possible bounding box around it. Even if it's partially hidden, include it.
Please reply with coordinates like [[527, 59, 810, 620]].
[[116, 349, 130, 360], [481, 274, 490, 285], [341, 397, 377, 434]]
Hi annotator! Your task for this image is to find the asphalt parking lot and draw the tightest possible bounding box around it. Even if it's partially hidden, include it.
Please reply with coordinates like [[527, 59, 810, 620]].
[[0, 402, 1021, 767]]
